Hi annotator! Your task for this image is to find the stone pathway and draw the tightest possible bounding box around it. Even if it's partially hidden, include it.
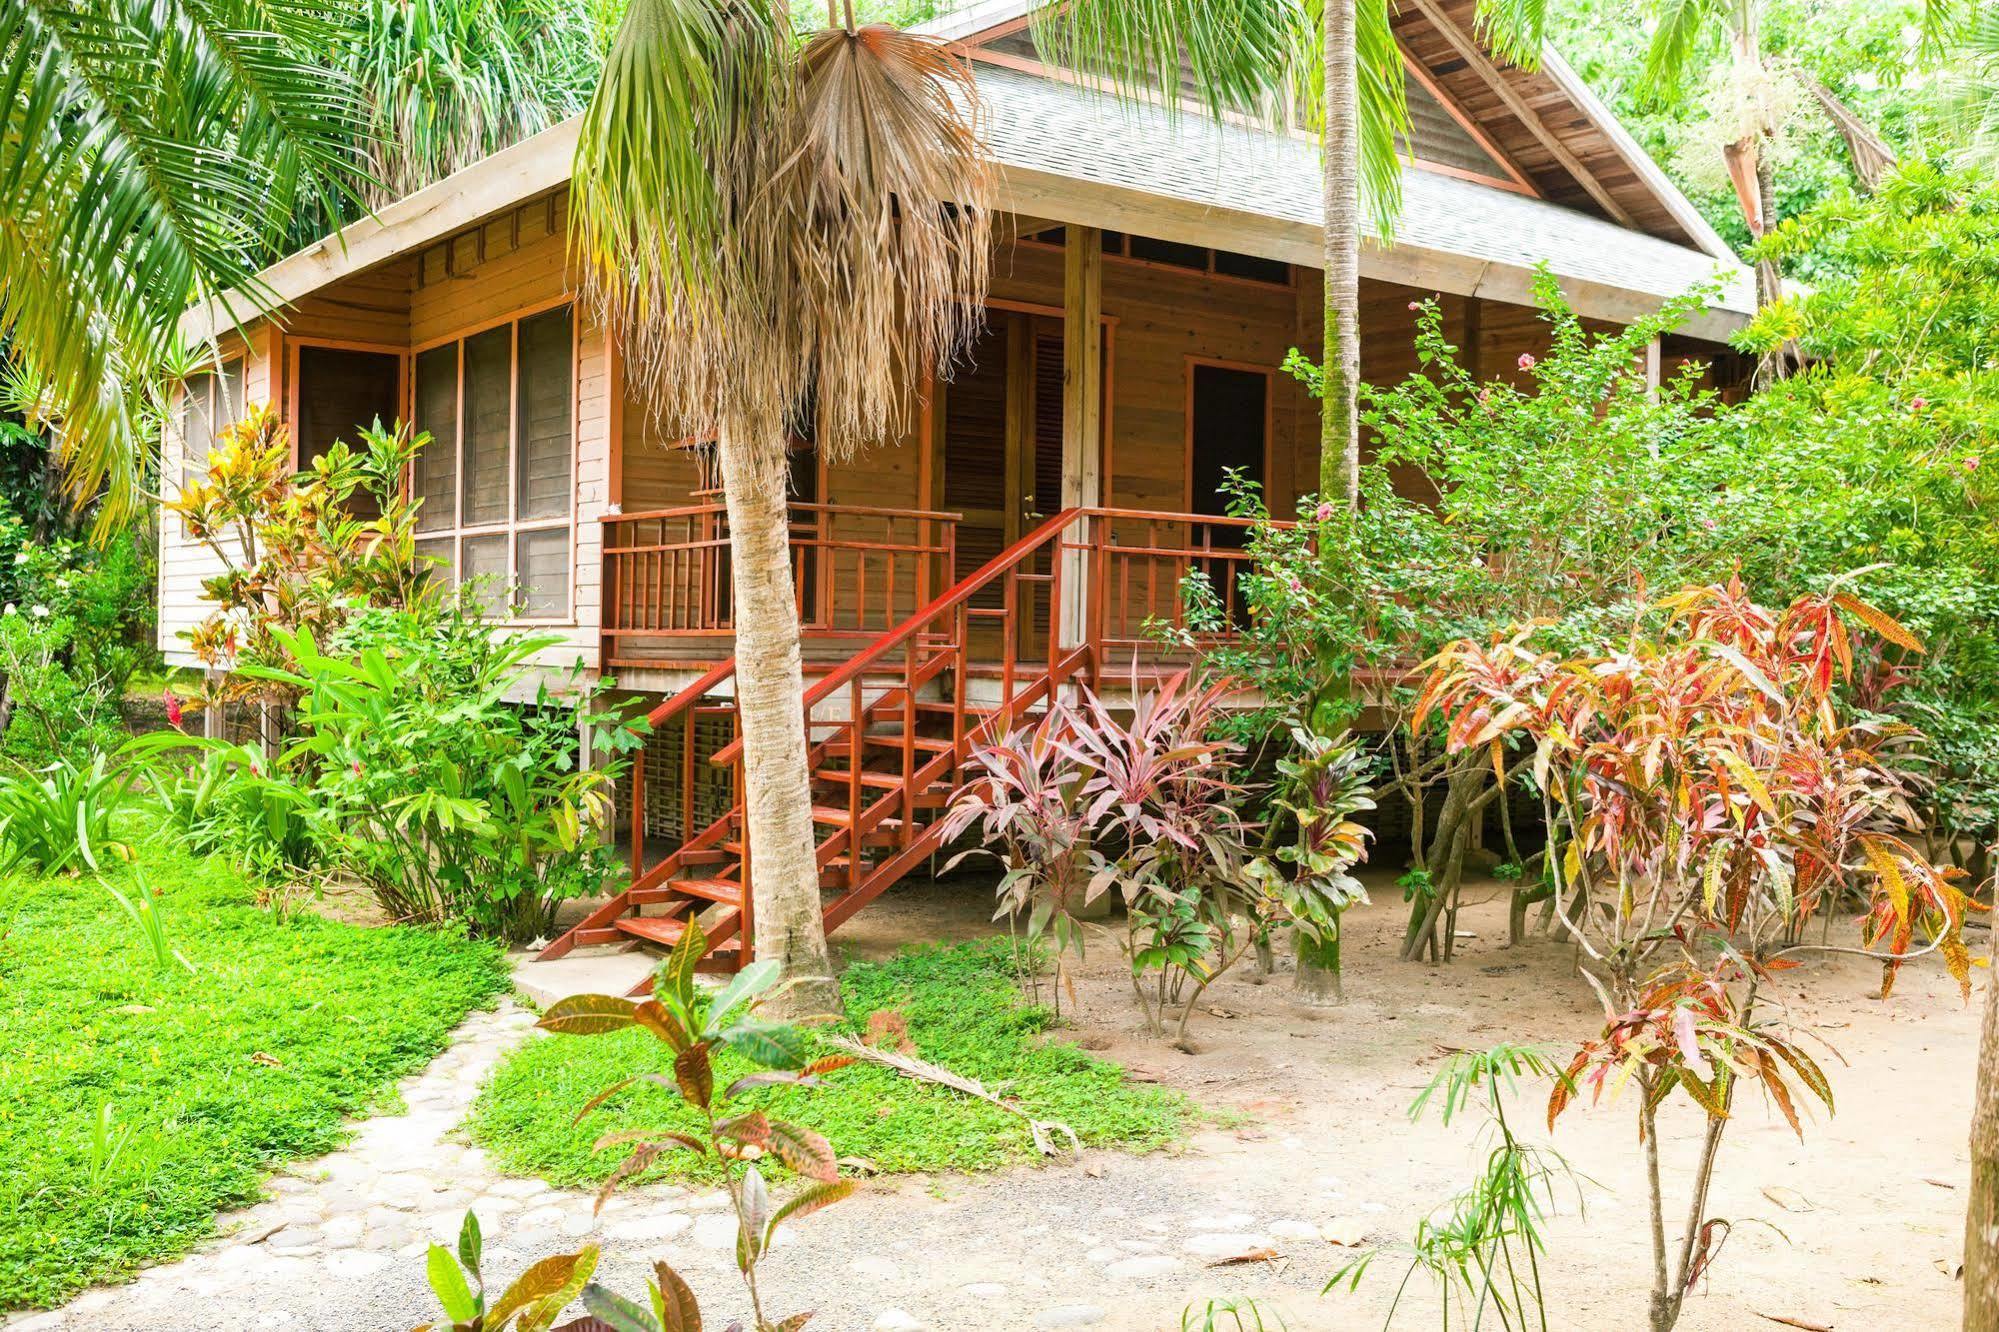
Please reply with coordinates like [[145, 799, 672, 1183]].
[[9, 999, 1360, 1332]]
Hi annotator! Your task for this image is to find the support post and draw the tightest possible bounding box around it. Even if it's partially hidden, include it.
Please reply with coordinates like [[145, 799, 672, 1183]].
[[1060, 225, 1103, 654]]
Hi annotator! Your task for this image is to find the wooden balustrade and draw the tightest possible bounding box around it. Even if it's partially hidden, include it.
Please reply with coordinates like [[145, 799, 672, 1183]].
[[602, 501, 959, 643], [603, 502, 1289, 671], [1075, 509, 1267, 656]]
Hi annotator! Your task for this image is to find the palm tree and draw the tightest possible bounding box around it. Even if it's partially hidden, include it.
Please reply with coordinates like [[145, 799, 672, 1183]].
[[571, 0, 1307, 1005], [1643, 0, 1788, 313], [0, 0, 359, 532]]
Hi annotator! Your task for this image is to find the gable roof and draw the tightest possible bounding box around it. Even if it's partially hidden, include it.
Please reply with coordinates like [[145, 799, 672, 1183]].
[[924, 0, 1735, 260], [184, 5, 1753, 345]]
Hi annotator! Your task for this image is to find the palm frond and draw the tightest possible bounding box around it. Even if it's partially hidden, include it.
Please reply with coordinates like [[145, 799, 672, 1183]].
[[0, 0, 362, 529], [1474, 0, 1551, 71], [1356, 0, 1410, 239], [573, 8, 995, 478], [1945, 3, 1999, 166], [337, 0, 602, 206], [770, 25, 994, 458], [1030, 0, 1309, 124], [1643, 0, 1728, 96], [569, 0, 792, 444]]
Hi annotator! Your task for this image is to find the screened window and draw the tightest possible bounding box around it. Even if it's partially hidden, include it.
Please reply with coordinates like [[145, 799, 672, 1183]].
[[178, 359, 243, 490], [295, 345, 401, 519], [411, 305, 575, 619]]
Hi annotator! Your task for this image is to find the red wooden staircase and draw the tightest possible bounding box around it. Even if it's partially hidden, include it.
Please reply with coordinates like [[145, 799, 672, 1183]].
[[538, 508, 1100, 988]]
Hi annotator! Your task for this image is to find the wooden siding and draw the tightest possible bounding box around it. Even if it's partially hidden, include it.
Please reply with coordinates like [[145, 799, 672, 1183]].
[[158, 195, 607, 682], [159, 189, 1632, 681]]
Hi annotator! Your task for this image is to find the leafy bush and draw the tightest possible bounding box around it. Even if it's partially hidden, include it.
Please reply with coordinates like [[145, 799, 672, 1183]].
[[0, 751, 138, 875], [247, 602, 637, 943], [945, 672, 1374, 1041], [134, 734, 318, 901], [1418, 579, 1976, 1332], [1733, 162, 1999, 875], [0, 536, 154, 764], [534, 920, 854, 1331], [166, 403, 431, 722]]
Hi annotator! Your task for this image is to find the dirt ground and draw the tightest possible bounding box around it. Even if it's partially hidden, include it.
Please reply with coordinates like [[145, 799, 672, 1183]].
[[811, 865, 1988, 1331]]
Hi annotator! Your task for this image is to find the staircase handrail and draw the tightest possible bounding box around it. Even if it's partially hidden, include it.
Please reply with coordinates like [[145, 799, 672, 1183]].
[[709, 506, 1085, 767]]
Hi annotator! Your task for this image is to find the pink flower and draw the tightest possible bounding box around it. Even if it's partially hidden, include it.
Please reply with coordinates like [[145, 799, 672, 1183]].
[[351, 759, 363, 777], [163, 689, 183, 729], [1910, 396, 1928, 411], [1407, 301, 1420, 311], [1700, 517, 1718, 531], [1517, 353, 1536, 371], [1966, 456, 1982, 472], [1287, 577, 1306, 595], [1314, 501, 1336, 523]]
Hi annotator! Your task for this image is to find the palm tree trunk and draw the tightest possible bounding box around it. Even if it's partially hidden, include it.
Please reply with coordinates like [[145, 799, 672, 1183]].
[[1318, 0, 1361, 508], [1302, 0, 1362, 1008], [1967, 932, 1999, 1330], [715, 420, 840, 1012]]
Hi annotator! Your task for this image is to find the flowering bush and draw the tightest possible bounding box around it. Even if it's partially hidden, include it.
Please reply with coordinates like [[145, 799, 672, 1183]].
[[0, 537, 152, 764], [165, 402, 429, 726]]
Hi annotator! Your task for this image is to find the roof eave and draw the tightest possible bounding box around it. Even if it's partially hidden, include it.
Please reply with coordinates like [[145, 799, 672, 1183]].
[[180, 116, 582, 346]]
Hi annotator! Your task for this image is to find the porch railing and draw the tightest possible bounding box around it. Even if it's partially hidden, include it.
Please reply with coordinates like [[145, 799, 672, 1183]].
[[1074, 509, 1267, 657], [602, 501, 959, 644], [604, 503, 1282, 662]]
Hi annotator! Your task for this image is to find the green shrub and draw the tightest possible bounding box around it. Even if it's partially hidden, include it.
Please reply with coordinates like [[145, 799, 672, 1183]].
[[246, 600, 640, 943], [134, 735, 319, 898], [0, 537, 154, 765], [0, 751, 138, 875]]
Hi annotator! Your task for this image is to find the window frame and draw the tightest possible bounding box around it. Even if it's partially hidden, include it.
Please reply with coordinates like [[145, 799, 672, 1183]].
[[284, 336, 411, 473], [175, 355, 246, 496], [1182, 355, 1275, 515], [408, 296, 580, 626], [1016, 227, 1297, 291]]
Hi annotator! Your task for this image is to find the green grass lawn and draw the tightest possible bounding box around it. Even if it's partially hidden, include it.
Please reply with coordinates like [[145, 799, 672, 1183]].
[[0, 830, 511, 1311], [471, 941, 1189, 1186]]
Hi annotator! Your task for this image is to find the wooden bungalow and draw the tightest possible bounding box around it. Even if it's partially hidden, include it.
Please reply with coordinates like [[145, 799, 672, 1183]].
[[166, 0, 1757, 974]]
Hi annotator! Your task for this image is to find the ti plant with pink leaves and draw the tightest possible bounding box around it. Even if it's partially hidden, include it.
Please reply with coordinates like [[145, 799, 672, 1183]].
[[1414, 576, 1982, 1332], [534, 918, 856, 1332], [946, 670, 1374, 1047]]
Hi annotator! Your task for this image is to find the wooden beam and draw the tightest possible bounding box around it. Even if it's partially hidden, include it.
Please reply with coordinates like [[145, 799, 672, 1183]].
[[1059, 225, 1103, 650], [1060, 226, 1103, 511], [1403, 0, 1636, 228]]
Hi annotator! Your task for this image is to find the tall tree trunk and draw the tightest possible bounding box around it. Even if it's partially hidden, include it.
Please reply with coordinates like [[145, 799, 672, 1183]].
[[715, 421, 840, 1012], [1967, 930, 1999, 1330], [1318, 0, 1361, 508]]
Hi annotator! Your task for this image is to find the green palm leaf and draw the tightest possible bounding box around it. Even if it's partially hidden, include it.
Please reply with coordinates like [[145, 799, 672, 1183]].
[[0, 0, 361, 530]]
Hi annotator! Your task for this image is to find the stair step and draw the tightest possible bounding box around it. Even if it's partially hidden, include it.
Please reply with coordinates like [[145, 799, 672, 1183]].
[[813, 769, 914, 790], [668, 877, 742, 905], [679, 848, 730, 866], [615, 915, 691, 946], [861, 733, 955, 753]]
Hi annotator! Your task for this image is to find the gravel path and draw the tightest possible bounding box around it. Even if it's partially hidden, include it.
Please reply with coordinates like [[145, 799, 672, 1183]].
[[5, 1001, 1352, 1332]]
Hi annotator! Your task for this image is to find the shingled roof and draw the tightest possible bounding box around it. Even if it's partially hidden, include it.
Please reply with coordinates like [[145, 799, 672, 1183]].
[[185, 3, 1754, 344]]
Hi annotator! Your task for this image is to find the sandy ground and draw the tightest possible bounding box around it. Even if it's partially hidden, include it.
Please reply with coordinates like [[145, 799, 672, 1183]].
[[801, 867, 1987, 1332], [15, 868, 1985, 1332]]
